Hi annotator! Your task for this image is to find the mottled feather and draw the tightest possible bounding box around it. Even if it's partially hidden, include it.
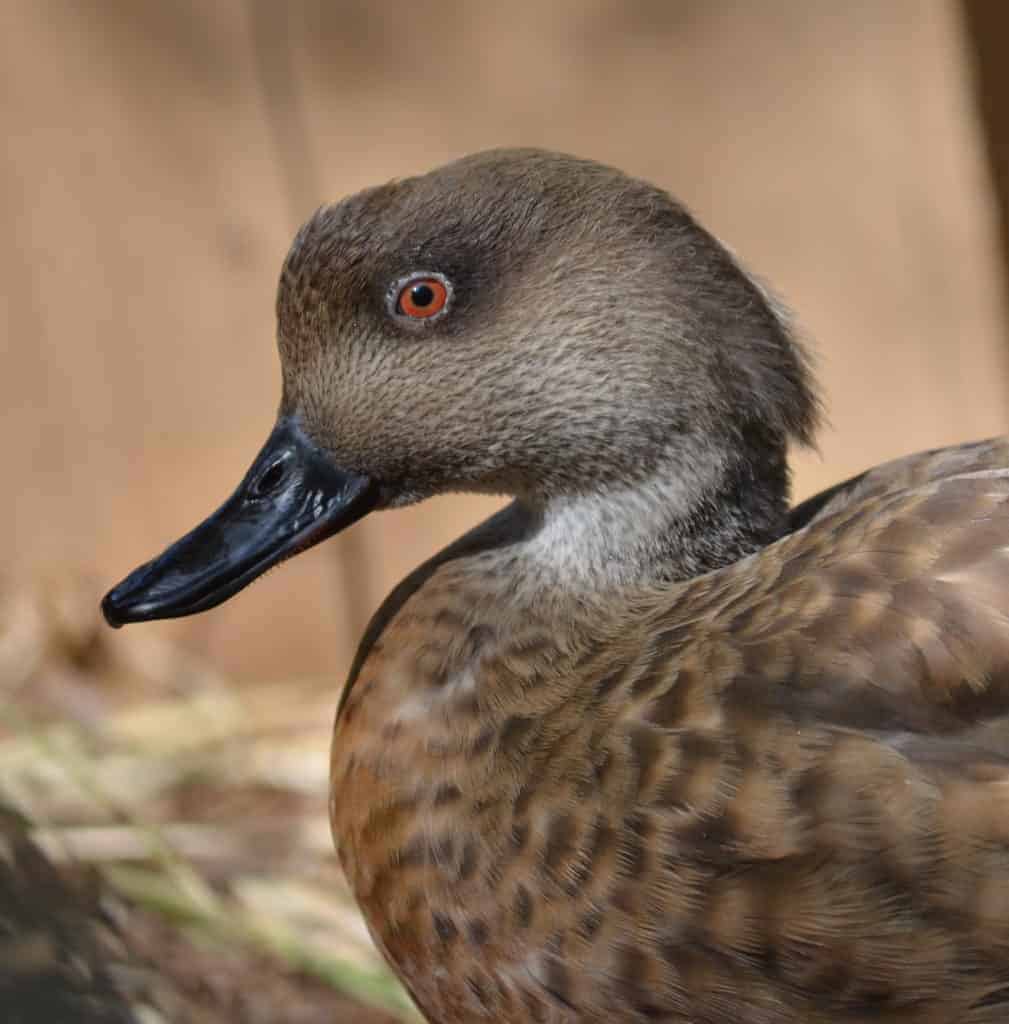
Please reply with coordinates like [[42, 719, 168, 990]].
[[333, 442, 1009, 1023]]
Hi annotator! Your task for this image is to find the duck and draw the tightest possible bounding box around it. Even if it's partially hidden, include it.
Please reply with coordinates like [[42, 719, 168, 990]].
[[102, 149, 1009, 1024]]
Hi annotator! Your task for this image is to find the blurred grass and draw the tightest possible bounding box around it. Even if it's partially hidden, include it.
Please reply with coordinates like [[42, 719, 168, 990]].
[[0, 571, 415, 1021]]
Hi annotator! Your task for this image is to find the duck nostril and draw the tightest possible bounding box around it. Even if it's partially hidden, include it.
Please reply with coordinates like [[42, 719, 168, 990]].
[[253, 459, 287, 497]]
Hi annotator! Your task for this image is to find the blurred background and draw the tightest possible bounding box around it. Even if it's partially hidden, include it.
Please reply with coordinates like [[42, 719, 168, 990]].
[[2, 1, 1009, 1020]]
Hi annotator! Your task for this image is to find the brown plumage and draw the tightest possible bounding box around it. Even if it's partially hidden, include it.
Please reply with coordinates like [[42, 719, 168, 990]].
[[104, 150, 1009, 1023]]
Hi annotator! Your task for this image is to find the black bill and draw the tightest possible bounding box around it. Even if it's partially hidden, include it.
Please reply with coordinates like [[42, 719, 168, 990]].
[[102, 418, 379, 627]]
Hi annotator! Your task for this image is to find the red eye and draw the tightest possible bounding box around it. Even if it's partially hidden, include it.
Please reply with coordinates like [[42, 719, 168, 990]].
[[396, 276, 449, 319]]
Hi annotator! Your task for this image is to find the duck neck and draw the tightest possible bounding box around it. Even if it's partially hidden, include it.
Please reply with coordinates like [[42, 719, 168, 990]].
[[517, 436, 791, 594]]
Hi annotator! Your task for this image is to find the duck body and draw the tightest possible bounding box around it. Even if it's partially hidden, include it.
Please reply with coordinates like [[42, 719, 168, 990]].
[[333, 440, 1009, 1024], [102, 150, 1009, 1023]]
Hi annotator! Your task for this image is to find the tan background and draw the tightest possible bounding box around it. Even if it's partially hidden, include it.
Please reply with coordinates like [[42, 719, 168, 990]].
[[5, 0, 1008, 683]]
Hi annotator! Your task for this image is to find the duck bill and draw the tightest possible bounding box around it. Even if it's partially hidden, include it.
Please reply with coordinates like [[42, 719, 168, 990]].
[[101, 418, 379, 628]]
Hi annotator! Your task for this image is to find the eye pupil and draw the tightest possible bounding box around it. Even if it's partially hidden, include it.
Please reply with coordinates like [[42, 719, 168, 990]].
[[410, 283, 435, 308]]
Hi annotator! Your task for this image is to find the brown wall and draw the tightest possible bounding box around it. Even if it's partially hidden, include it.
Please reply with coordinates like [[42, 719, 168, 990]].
[[5, 0, 1008, 681]]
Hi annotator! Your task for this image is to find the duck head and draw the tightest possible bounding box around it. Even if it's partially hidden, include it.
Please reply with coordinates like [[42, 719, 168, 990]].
[[103, 148, 817, 626]]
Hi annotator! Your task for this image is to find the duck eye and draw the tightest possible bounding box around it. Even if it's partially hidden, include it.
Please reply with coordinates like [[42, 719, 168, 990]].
[[394, 275, 450, 320]]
